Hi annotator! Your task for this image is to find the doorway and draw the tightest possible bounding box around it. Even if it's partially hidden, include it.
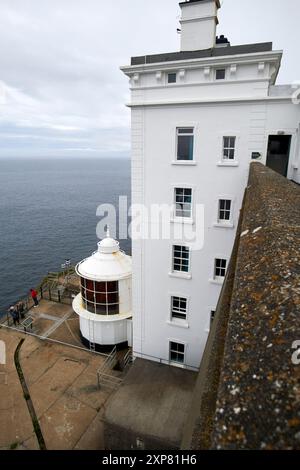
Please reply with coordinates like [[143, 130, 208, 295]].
[[266, 135, 291, 177]]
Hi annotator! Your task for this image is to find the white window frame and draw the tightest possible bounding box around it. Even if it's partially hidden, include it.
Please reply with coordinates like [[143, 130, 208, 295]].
[[205, 306, 217, 333], [217, 132, 240, 167], [214, 195, 235, 229], [218, 198, 232, 224], [168, 295, 189, 327], [214, 258, 228, 281], [172, 244, 191, 275], [222, 136, 236, 161], [209, 255, 228, 285], [169, 340, 186, 366], [174, 187, 193, 220], [175, 127, 195, 162]]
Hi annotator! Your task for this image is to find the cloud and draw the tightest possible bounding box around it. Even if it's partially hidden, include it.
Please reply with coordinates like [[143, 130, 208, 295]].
[[0, 0, 298, 158]]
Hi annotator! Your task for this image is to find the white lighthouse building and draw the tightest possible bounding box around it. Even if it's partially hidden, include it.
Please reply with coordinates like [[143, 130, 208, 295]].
[[72, 231, 132, 352], [121, 0, 300, 369]]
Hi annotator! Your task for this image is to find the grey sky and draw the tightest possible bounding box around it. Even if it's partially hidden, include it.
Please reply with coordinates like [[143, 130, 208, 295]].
[[0, 0, 299, 158]]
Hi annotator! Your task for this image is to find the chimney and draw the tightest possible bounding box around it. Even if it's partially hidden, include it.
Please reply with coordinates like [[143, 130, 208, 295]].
[[179, 0, 221, 51]]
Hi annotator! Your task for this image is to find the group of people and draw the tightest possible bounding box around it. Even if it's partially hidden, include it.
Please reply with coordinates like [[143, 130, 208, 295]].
[[8, 288, 39, 327], [8, 301, 25, 326]]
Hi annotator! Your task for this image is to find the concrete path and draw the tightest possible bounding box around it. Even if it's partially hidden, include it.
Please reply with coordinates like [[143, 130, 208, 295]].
[[41, 311, 74, 338], [0, 329, 39, 450], [0, 299, 123, 450]]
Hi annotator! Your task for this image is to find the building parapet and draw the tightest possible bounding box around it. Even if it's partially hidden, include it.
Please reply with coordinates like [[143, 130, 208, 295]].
[[130, 43, 274, 66], [182, 162, 300, 450]]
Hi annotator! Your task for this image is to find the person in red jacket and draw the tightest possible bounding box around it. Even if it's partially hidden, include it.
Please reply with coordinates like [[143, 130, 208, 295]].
[[30, 288, 39, 307]]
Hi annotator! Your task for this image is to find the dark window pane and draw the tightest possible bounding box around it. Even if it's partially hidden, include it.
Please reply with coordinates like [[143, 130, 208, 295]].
[[177, 136, 194, 161], [86, 290, 94, 302], [95, 292, 107, 304], [168, 73, 177, 83], [107, 281, 118, 293], [178, 128, 193, 134], [107, 304, 119, 315], [86, 302, 96, 314], [173, 312, 186, 320], [107, 292, 119, 304], [216, 69, 226, 80], [85, 279, 94, 291], [94, 281, 106, 293], [96, 304, 107, 315]]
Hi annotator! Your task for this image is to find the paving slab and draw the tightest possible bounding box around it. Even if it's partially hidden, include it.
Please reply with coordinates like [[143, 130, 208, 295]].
[[40, 394, 97, 450], [74, 410, 105, 450]]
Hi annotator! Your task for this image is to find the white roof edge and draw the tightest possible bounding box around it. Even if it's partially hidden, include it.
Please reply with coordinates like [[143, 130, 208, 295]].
[[120, 50, 283, 74], [125, 95, 294, 108]]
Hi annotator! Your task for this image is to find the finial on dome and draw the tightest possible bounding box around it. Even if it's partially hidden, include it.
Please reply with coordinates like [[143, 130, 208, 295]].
[[97, 227, 120, 254]]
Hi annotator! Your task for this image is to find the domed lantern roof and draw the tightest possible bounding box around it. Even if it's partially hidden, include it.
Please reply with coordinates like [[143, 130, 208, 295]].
[[98, 228, 120, 254], [75, 230, 132, 282]]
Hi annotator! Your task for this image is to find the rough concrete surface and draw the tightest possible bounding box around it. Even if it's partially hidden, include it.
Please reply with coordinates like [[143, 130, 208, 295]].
[[0, 300, 120, 450], [183, 163, 300, 450], [103, 358, 197, 449]]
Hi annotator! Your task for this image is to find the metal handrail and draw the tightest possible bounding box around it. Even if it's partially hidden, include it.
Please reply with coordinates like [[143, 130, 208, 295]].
[[97, 346, 119, 389]]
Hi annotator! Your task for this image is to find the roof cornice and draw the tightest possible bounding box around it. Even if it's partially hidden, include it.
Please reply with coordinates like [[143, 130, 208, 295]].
[[125, 95, 294, 108], [121, 50, 283, 75]]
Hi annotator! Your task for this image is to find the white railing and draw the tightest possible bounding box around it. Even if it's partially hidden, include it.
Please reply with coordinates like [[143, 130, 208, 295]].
[[97, 346, 121, 389]]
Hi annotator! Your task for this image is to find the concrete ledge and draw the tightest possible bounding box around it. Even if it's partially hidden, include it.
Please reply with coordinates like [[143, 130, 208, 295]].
[[102, 358, 197, 450], [182, 163, 300, 450]]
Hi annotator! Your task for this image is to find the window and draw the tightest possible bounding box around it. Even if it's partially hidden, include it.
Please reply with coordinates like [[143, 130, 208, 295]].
[[216, 68, 226, 80], [168, 72, 177, 84], [80, 278, 119, 316], [223, 136, 236, 160], [214, 259, 227, 279], [173, 245, 190, 273], [176, 128, 194, 161], [175, 188, 192, 219], [170, 341, 185, 364], [210, 310, 216, 327], [171, 296, 187, 321], [218, 199, 232, 222]]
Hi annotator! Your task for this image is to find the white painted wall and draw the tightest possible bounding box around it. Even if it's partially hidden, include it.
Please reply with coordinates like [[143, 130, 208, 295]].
[[123, 11, 300, 369], [119, 277, 132, 315], [129, 98, 299, 369], [79, 315, 129, 346]]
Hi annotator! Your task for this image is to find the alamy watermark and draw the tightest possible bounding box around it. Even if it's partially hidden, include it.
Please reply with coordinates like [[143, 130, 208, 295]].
[[96, 196, 205, 251], [0, 340, 6, 365], [292, 340, 300, 366]]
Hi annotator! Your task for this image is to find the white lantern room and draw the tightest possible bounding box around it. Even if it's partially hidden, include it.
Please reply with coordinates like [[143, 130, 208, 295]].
[[72, 231, 132, 352]]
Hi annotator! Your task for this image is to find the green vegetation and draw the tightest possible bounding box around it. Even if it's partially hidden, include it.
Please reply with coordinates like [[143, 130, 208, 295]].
[[10, 442, 19, 450]]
